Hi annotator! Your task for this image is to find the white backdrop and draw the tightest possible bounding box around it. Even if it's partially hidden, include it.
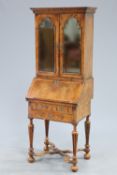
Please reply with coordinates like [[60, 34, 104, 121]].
[[0, 0, 117, 175]]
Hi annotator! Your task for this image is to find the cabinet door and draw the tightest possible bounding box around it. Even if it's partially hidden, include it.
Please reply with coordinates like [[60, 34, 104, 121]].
[[60, 14, 83, 78], [35, 15, 59, 77]]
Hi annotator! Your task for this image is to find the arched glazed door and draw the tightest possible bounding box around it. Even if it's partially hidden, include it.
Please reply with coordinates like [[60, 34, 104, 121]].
[[60, 15, 83, 78], [35, 15, 59, 77]]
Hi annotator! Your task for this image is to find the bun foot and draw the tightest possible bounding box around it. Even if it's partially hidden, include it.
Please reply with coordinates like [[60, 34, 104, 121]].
[[28, 156, 35, 163], [71, 165, 78, 172], [84, 152, 91, 160]]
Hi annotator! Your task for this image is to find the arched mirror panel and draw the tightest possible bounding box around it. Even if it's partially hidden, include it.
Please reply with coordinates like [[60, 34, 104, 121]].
[[63, 17, 81, 74], [39, 18, 55, 72]]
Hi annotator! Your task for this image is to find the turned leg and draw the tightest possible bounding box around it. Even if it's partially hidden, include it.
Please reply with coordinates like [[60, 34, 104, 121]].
[[28, 118, 35, 162], [71, 125, 78, 172], [84, 115, 91, 159], [44, 120, 50, 151]]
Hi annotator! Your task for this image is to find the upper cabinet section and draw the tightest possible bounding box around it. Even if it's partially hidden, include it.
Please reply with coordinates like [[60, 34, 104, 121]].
[[32, 7, 96, 79]]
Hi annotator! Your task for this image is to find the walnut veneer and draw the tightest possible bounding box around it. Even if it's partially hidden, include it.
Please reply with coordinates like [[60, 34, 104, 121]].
[[26, 7, 96, 172]]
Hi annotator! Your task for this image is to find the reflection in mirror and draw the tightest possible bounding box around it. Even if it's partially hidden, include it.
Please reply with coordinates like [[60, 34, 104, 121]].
[[39, 18, 54, 72], [63, 17, 81, 73]]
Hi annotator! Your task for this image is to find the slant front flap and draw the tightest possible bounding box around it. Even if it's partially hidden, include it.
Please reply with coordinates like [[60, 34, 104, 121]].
[[26, 78, 84, 104]]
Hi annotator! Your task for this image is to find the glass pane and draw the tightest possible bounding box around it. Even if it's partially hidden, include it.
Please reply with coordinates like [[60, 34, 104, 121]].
[[63, 17, 81, 73], [39, 18, 54, 72]]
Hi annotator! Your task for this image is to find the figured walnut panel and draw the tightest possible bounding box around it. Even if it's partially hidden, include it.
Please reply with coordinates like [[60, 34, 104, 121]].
[[83, 14, 94, 78], [26, 78, 83, 104], [73, 78, 93, 123], [78, 78, 93, 104], [75, 102, 91, 123], [28, 101, 76, 123]]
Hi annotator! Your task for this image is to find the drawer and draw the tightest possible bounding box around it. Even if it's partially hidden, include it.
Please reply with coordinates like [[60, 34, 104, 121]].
[[28, 101, 76, 123]]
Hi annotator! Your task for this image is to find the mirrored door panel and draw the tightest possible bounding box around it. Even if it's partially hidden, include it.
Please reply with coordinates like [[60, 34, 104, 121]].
[[36, 15, 59, 76], [63, 17, 81, 73], [60, 15, 82, 77], [39, 18, 54, 72]]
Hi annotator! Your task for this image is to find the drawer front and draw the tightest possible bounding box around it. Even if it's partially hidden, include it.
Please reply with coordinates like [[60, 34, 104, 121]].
[[28, 101, 75, 123]]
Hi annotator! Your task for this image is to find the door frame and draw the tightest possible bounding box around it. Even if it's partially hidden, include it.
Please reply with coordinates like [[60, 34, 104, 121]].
[[35, 14, 59, 78], [59, 14, 84, 79]]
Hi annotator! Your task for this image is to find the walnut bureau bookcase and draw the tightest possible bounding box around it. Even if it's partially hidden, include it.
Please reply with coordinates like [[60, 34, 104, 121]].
[[26, 7, 96, 172]]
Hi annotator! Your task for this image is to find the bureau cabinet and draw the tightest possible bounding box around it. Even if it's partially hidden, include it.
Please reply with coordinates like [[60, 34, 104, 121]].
[[26, 7, 96, 172]]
